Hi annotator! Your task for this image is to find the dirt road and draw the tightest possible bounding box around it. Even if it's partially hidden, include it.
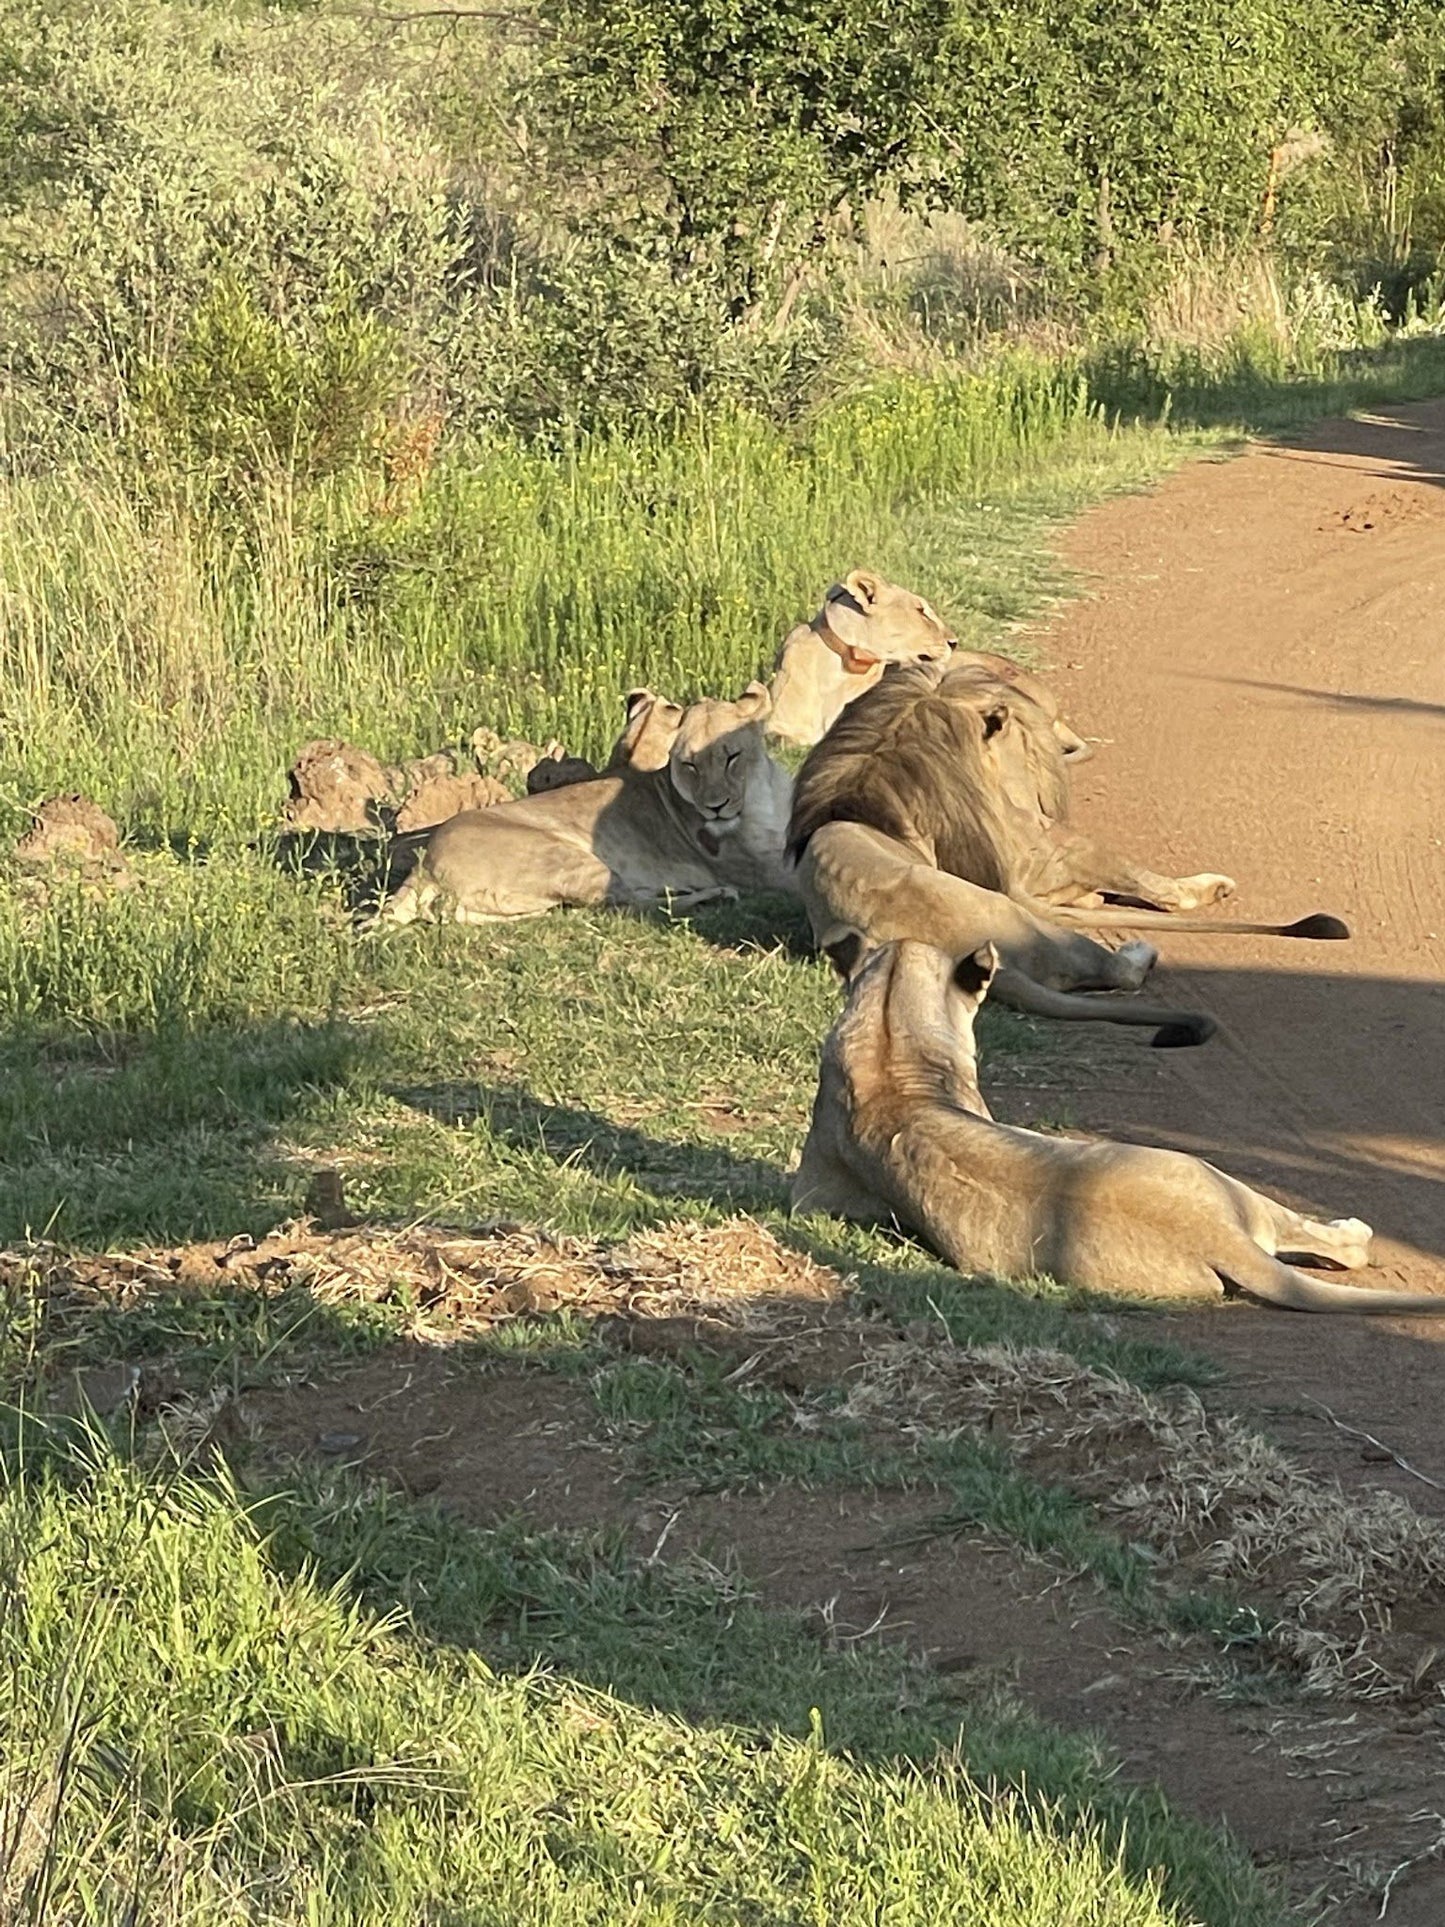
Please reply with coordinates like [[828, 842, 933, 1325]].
[[1031, 400, 1445, 1303]]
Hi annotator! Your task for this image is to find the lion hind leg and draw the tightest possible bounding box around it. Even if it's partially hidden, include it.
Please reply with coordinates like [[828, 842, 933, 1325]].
[[1207, 1165, 1374, 1270], [1267, 1206, 1374, 1271], [1215, 1240, 1445, 1313], [1047, 835, 1237, 912], [1171, 872, 1238, 910]]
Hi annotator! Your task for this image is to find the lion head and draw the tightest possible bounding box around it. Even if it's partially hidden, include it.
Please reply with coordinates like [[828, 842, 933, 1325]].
[[667, 681, 775, 837], [817, 569, 956, 674], [786, 659, 1066, 890], [766, 570, 961, 750]]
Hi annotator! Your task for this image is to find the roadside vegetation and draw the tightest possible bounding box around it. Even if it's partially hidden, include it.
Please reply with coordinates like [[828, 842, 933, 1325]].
[[5, 2, 1445, 1921]]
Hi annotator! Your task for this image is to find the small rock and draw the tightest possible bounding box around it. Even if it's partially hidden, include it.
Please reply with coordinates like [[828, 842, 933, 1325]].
[[51, 1362, 142, 1419], [15, 795, 127, 875], [394, 768, 509, 831], [1080, 1672, 1128, 1697], [304, 1168, 357, 1230], [471, 727, 547, 786], [317, 1431, 363, 1455], [283, 741, 395, 834]]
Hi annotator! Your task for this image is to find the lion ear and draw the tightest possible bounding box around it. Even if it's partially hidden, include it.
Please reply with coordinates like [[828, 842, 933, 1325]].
[[623, 688, 656, 720], [952, 945, 998, 998], [737, 679, 772, 719], [842, 568, 882, 609], [982, 704, 1010, 740]]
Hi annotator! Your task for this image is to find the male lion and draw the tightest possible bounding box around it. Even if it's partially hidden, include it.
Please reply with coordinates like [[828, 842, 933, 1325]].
[[787, 658, 1347, 1039], [377, 682, 792, 924], [793, 939, 1445, 1314], [767, 568, 1094, 757]]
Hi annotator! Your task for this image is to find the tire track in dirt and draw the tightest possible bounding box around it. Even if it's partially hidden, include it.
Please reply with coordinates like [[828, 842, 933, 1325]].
[[1026, 401, 1445, 1308]]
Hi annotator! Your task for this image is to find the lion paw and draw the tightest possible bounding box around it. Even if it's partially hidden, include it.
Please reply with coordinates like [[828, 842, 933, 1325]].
[[1114, 940, 1157, 989], [1329, 1216, 1374, 1257], [1177, 872, 1237, 909]]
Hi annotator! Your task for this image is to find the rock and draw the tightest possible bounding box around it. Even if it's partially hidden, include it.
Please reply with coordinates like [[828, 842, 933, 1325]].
[[284, 740, 395, 833], [394, 768, 510, 831], [304, 1168, 358, 1230], [471, 726, 550, 787], [50, 1362, 142, 1419], [15, 795, 126, 873], [284, 741, 511, 835]]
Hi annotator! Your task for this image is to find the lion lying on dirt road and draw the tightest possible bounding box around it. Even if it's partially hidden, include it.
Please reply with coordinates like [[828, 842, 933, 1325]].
[[767, 568, 1095, 757], [788, 657, 1346, 1038], [793, 939, 1445, 1314], [377, 682, 793, 923]]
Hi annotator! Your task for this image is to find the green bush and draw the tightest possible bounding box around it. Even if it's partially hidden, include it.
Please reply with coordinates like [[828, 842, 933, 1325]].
[[133, 276, 401, 488]]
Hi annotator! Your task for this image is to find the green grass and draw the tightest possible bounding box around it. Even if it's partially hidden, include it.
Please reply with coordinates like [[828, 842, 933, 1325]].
[[0, 1442, 1282, 1927]]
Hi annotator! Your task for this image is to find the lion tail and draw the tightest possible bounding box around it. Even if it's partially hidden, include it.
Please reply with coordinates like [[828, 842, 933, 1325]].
[[1025, 902, 1349, 941], [991, 967, 1215, 1047]]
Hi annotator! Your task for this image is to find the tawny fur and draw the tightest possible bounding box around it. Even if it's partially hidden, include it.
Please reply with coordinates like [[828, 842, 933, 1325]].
[[766, 568, 1093, 756], [377, 683, 793, 925], [787, 659, 1347, 1037], [793, 940, 1444, 1314]]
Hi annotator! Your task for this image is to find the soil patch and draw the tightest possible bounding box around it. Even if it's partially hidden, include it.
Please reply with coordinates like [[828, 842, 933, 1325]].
[[1026, 401, 1445, 1310]]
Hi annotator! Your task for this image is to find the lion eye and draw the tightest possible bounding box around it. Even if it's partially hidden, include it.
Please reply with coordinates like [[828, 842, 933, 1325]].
[[724, 749, 739, 765], [682, 760, 698, 773]]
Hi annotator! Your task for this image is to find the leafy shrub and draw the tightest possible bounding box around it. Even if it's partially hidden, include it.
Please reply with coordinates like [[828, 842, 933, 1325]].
[[133, 276, 402, 489]]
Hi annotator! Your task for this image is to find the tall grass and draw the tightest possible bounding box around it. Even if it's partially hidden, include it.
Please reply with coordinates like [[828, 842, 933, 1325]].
[[0, 358, 1129, 840]]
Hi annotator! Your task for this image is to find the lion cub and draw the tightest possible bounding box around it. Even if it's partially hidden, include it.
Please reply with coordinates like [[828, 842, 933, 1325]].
[[793, 938, 1445, 1315]]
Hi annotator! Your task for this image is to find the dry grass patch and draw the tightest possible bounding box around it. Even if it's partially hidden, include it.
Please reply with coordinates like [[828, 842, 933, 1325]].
[[9, 1214, 848, 1362], [842, 1340, 1445, 1700]]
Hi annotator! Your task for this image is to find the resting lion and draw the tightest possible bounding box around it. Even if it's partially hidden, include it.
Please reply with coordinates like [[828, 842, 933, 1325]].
[[767, 569, 1094, 758], [788, 658, 1346, 1039], [793, 939, 1445, 1314], [377, 682, 793, 923]]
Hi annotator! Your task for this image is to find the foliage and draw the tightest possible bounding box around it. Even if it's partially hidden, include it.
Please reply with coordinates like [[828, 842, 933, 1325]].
[[928, 0, 1445, 291], [531, 0, 953, 317], [2, 0, 1443, 456], [133, 277, 401, 491], [0, 1450, 1280, 1925]]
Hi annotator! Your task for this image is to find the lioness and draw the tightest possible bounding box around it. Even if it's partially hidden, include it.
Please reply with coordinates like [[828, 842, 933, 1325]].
[[767, 569, 1093, 757], [378, 682, 793, 923], [793, 939, 1445, 1314], [788, 659, 1346, 1038]]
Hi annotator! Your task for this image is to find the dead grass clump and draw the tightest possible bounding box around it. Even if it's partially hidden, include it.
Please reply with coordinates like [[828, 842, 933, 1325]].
[[8, 1216, 848, 1358], [842, 1341, 1445, 1700]]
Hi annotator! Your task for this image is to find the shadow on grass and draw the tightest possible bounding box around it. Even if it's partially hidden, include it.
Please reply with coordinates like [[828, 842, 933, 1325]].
[[0, 1012, 374, 1247], [1086, 333, 1445, 441], [391, 1077, 788, 1211], [232, 1439, 1279, 1927]]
